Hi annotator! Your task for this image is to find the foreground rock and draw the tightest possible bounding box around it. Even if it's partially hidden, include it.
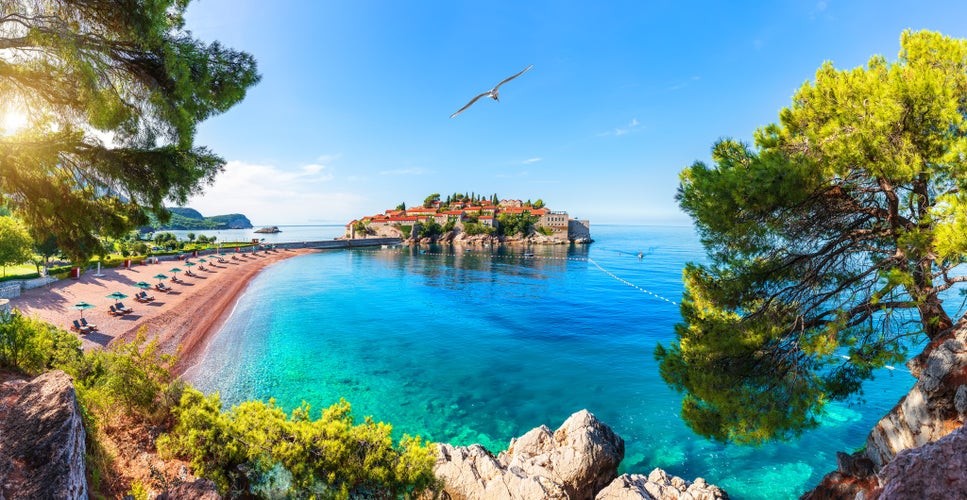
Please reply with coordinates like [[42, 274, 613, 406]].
[[596, 469, 728, 500], [433, 409, 727, 500], [0, 370, 86, 499], [803, 318, 967, 499], [869, 423, 967, 498]]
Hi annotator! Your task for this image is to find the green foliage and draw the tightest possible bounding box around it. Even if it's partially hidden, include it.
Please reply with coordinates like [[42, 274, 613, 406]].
[[660, 30, 967, 445], [0, 311, 85, 376], [463, 222, 495, 236], [399, 225, 413, 239], [81, 330, 182, 426], [159, 392, 438, 498], [0, 0, 260, 262], [418, 220, 443, 238], [0, 217, 34, 272], [153, 232, 179, 247], [497, 212, 537, 237], [423, 193, 440, 208], [538, 226, 554, 236]]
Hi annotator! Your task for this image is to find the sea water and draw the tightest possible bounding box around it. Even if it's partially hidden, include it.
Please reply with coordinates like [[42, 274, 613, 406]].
[[185, 225, 918, 499]]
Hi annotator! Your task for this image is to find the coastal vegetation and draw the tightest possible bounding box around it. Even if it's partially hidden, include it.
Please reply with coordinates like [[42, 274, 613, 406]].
[[0, 0, 260, 262], [144, 208, 253, 231], [0, 311, 437, 498], [657, 30, 967, 445]]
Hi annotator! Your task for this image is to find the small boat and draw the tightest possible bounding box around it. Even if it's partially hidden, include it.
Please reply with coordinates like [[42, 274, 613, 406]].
[[523, 251, 535, 258]]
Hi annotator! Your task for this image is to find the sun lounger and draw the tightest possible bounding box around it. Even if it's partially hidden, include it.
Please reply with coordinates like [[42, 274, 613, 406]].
[[81, 318, 98, 331], [185, 270, 198, 277], [155, 283, 170, 292], [71, 319, 94, 334], [134, 291, 154, 302], [116, 302, 134, 314], [108, 305, 125, 316]]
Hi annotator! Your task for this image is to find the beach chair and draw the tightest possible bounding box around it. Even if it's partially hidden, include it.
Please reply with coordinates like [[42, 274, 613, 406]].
[[108, 305, 124, 316], [155, 283, 168, 292], [71, 319, 94, 334], [116, 302, 134, 314], [141, 291, 155, 301], [135, 291, 153, 302], [80, 318, 98, 331]]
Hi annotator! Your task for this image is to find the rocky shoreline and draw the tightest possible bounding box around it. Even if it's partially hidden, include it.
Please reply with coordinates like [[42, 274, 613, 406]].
[[7, 337, 967, 500]]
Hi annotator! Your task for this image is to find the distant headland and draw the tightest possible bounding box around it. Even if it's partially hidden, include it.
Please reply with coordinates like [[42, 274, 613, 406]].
[[343, 192, 591, 244], [142, 207, 253, 231]]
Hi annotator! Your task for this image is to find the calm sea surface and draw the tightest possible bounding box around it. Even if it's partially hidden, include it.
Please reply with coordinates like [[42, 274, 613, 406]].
[[184, 224, 918, 499]]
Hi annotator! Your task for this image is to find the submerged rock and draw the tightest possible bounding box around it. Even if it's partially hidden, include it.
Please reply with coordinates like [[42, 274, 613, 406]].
[[0, 370, 86, 499]]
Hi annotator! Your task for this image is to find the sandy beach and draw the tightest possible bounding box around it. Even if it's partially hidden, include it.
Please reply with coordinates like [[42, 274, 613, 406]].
[[8, 249, 313, 375]]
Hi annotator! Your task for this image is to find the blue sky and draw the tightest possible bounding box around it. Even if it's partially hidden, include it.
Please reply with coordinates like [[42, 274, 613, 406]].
[[183, 1, 967, 226]]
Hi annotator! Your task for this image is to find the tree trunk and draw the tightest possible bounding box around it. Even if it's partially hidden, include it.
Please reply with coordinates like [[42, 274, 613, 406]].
[[918, 297, 954, 340]]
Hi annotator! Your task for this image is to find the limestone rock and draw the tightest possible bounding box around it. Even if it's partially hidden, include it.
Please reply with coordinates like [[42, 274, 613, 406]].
[[434, 409, 624, 499], [803, 319, 967, 499], [871, 423, 967, 499], [0, 370, 86, 499], [595, 469, 729, 500], [865, 322, 967, 468], [156, 478, 222, 499]]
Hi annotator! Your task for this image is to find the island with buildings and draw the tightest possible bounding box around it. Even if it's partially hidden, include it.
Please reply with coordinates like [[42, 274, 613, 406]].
[[344, 193, 591, 244]]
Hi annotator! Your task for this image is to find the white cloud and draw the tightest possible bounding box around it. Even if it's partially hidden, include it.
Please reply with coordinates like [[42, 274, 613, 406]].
[[379, 167, 430, 176], [522, 157, 542, 164], [614, 118, 639, 136], [185, 159, 366, 224], [668, 76, 701, 91]]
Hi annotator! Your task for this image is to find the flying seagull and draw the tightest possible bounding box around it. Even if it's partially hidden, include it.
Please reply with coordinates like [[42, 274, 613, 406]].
[[450, 64, 534, 118]]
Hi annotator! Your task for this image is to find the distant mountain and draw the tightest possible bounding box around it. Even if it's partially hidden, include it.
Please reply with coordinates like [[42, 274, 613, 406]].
[[145, 208, 253, 230]]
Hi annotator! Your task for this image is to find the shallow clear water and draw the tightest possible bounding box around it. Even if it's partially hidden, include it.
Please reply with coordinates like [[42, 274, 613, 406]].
[[185, 225, 917, 499]]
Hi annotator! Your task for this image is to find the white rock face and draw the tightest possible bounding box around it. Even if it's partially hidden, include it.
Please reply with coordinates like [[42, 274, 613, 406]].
[[595, 469, 729, 500], [433, 410, 728, 500], [434, 410, 624, 500], [865, 320, 967, 468]]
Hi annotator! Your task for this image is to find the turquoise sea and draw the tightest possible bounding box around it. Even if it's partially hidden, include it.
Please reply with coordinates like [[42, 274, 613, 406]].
[[184, 224, 918, 499]]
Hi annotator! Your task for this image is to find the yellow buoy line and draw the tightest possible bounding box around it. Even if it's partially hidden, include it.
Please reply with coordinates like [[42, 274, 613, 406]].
[[350, 247, 680, 307]]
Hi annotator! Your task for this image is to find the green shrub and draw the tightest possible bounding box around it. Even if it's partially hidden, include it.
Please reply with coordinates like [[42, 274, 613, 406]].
[[0, 311, 84, 376], [158, 393, 438, 498]]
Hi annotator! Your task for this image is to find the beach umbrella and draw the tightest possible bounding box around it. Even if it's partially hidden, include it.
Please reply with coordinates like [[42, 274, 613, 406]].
[[71, 301, 95, 319], [198, 258, 207, 263], [105, 291, 128, 306], [153, 273, 168, 283], [169, 267, 182, 274], [133, 281, 152, 289], [184, 261, 196, 267]]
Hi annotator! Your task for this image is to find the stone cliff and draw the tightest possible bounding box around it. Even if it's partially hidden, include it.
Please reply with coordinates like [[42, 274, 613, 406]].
[[804, 318, 967, 498], [0, 370, 86, 499]]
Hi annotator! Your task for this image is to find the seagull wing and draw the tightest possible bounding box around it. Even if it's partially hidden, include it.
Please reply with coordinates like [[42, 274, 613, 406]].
[[450, 91, 492, 118], [493, 64, 534, 91]]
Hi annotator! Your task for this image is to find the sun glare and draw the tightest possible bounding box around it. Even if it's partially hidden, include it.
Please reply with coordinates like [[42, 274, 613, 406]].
[[0, 110, 28, 136]]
